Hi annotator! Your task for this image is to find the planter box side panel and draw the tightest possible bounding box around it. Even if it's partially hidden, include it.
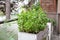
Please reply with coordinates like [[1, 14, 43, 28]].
[[37, 27, 48, 40], [18, 32, 37, 40]]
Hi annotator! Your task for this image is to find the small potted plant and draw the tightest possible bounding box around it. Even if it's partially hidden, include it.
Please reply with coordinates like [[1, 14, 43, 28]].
[[17, 3, 52, 40]]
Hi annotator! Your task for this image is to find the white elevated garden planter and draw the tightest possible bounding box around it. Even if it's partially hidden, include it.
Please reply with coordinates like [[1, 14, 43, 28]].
[[18, 27, 48, 40], [18, 22, 53, 40]]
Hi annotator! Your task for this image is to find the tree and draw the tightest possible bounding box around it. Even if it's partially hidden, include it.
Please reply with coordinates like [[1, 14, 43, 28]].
[[5, 0, 11, 20]]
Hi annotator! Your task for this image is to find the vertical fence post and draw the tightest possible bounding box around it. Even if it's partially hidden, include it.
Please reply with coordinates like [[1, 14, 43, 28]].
[[47, 22, 53, 40], [5, 0, 11, 20]]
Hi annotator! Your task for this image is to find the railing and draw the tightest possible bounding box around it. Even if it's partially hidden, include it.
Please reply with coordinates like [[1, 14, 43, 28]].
[[0, 15, 18, 24]]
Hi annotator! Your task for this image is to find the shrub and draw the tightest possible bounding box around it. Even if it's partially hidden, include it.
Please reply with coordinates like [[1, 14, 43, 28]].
[[17, 3, 50, 34]]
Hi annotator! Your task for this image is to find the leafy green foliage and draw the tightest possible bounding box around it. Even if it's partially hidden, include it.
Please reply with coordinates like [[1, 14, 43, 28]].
[[17, 3, 51, 34], [47, 18, 56, 27]]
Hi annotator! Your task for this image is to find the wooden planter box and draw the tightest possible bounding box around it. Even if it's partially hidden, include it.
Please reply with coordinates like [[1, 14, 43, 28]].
[[18, 27, 48, 40]]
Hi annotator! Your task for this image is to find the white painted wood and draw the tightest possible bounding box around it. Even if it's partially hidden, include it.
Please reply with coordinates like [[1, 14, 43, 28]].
[[18, 32, 37, 40], [47, 22, 53, 40]]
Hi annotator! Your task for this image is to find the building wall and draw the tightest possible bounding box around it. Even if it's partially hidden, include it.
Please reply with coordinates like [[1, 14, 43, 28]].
[[57, 0, 60, 34], [40, 0, 56, 13]]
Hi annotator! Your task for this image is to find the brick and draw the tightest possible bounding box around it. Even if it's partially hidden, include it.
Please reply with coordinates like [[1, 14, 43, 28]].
[[40, 0, 56, 14]]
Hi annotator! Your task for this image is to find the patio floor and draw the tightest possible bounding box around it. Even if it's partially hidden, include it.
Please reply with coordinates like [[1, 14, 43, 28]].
[[52, 34, 60, 40], [0, 21, 18, 40]]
